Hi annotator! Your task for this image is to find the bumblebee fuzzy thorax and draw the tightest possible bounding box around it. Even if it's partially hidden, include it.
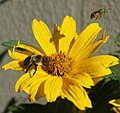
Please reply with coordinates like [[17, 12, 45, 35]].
[[24, 55, 49, 75]]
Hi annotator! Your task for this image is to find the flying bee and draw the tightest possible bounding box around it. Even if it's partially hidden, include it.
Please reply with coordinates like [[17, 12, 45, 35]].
[[90, 8, 110, 21], [24, 55, 49, 75]]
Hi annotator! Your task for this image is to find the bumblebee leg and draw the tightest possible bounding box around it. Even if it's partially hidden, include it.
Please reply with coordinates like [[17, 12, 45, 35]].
[[25, 63, 32, 73], [33, 64, 38, 75]]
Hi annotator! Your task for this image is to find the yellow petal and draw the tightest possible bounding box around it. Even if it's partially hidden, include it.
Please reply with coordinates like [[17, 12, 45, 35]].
[[72, 73, 94, 88], [109, 99, 120, 107], [51, 24, 64, 52], [72, 55, 118, 78], [109, 99, 120, 113], [18, 69, 48, 91], [8, 49, 32, 60], [29, 83, 40, 102], [83, 55, 119, 68], [112, 107, 120, 113], [17, 44, 45, 55], [61, 77, 92, 110], [74, 55, 119, 72], [24, 86, 30, 94], [59, 16, 76, 53], [68, 33, 78, 53], [29, 73, 51, 102], [19, 74, 39, 92], [93, 77, 104, 85], [29, 81, 45, 102], [69, 23, 102, 58], [32, 19, 56, 56], [15, 73, 31, 92], [44, 76, 63, 102], [2, 60, 24, 71], [80, 62, 111, 78], [35, 82, 45, 100], [73, 34, 109, 61]]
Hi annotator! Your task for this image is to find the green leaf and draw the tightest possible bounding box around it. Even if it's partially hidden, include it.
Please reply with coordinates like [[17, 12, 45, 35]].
[[87, 77, 120, 113], [115, 33, 120, 47], [9, 105, 24, 112], [8, 98, 74, 113], [44, 97, 74, 113], [110, 64, 120, 76], [1, 40, 28, 47], [8, 104, 44, 113], [114, 51, 120, 58], [86, 63, 120, 113]]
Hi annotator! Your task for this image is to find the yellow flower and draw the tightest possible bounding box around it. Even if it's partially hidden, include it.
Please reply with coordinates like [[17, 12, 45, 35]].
[[2, 16, 119, 110], [109, 99, 120, 113]]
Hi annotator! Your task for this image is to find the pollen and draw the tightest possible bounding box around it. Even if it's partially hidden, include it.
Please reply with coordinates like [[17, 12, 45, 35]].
[[42, 52, 74, 76]]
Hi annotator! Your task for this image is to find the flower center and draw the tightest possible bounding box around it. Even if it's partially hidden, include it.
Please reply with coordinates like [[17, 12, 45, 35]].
[[42, 52, 74, 76]]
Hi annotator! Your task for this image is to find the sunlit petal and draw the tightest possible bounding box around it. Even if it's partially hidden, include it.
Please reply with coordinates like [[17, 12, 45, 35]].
[[81, 62, 111, 78], [109, 99, 120, 113], [32, 19, 56, 55], [61, 77, 92, 110], [16, 44, 45, 55], [109, 99, 120, 107], [24, 86, 30, 94], [93, 77, 104, 85], [19, 70, 46, 91], [35, 82, 45, 100], [69, 23, 102, 58], [59, 16, 76, 53], [72, 73, 94, 88], [2, 60, 24, 71], [83, 55, 119, 68], [74, 34, 109, 61], [15, 73, 31, 92], [44, 76, 63, 102], [8, 49, 33, 60], [29, 77, 48, 102]]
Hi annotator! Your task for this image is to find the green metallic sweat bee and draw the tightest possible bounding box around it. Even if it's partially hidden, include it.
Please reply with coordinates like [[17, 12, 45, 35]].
[[90, 8, 110, 21]]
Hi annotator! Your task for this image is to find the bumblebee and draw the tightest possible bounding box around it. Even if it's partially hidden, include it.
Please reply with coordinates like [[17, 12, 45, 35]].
[[90, 8, 109, 21], [24, 55, 49, 75]]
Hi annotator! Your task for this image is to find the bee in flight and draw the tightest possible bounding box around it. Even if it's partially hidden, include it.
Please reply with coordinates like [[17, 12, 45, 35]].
[[24, 55, 49, 75], [90, 8, 110, 21]]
